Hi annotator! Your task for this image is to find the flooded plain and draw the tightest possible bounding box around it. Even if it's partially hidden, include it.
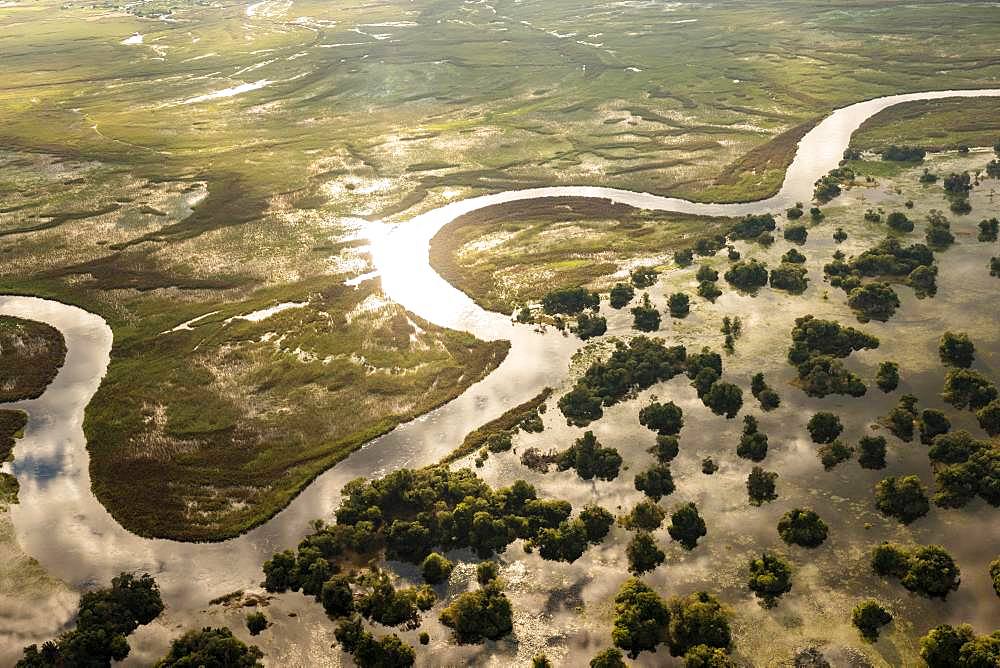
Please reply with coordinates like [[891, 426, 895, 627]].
[[1, 91, 999, 665]]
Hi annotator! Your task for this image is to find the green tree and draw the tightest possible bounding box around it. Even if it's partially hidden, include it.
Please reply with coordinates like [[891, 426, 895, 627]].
[[698, 280, 722, 302], [668, 292, 691, 318], [649, 434, 680, 463], [874, 475, 929, 524], [851, 600, 892, 642], [777, 508, 828, 548], [918, 409, 951, 445], [621, 500, 666, 531], [627, 531, 665, 574], [784, 225, 808, 244], [579, 504, 614, 543], [942, 368, 998, 410], [631, 266, 659, 288], [723, 259, 769, 292], [978, 400, 1000, 436], [703, 382, 743, 419], [858, 435, 887, 470], [807, 412, 843, 444], [321, 575, 355, 618], [421, 552, 453, 585], [634, 463, 676, 501], [612, 578, 669, 658], [245, 612, 267, 637], [747, 467, 778, 505], [590, 647, 627, 668], [876, 361, 899, 393], [696, 265, 719, 282], [666, 591, 731, 657], [155, 627, 263, 668], [939, 331, 975, 368], [747, 552, 793, 607], [668, 502, 707, 550], [737, 415, 768, 462], [557, 431, 623, 481], [631, 293, 661, 332], [639, 401, 684, 435], [609, 283, 635, 309], [847, 282, 900, 322]]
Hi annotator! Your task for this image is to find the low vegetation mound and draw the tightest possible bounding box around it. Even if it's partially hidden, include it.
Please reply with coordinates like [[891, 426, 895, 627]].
[[0, 315, 67, 402]]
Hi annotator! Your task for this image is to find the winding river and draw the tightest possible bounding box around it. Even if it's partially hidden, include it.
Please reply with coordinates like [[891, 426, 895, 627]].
[[3, 88, 1000, 632]]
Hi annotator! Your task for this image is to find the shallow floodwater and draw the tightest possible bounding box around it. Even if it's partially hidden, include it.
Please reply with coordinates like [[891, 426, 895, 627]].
[[2, 89, 999, 664]]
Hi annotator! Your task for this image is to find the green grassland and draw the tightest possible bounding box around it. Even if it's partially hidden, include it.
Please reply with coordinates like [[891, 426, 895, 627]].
[[430, 197, 735, 313], [0, 315, 66, 402], [1, 0, 1000, 539], [852, 98, 1000, 153]]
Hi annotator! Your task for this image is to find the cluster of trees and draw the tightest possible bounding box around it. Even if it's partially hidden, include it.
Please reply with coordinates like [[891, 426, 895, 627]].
[[696, 263, 723, 301], [943, 172, 973, 214], [747, 466, 778, 505], [737, 415, 768, 462], [925, 210, 955, 249], [724, 259, 769, 292], [777, 508, 828, 548], [334, 617, 415, 666], [747, 552, 792, 608], [157, 627, 264, 667], [927, 431, 999, 509], [769, 263, 809, 294], [852, 600, 892, 642], [818, 440, 854, 470], [872, 542, 960, 599], [805, 413, 852, 470], [730, 214, 776, 241], [874, 475, 930, 524], [437, 565, 513, 643], [261, 467, 610, 615], [612, 580, 732, 662], [943, 368, 998, 411], [814, 166, 853, 203], [920, 624, 1000, 667], [555, 431, 623, 482], [824, 236, 936, 308], [639, 401, 683, 435], [558, 337, 687, 424], [882, 145, 926, 162], [992, 256, 1000, 278], [721, 315, 743, 353], [631, 294, 661, 332], [787, 316, 876, 397], [919, 408, 951, 445], [750, 373, 780, 411], [575, 313, 607, 340], [541, 287, 599, 315], [885, 394, 919, 442], [18, 572, 165, 667], [559, 338, 743, 426]]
